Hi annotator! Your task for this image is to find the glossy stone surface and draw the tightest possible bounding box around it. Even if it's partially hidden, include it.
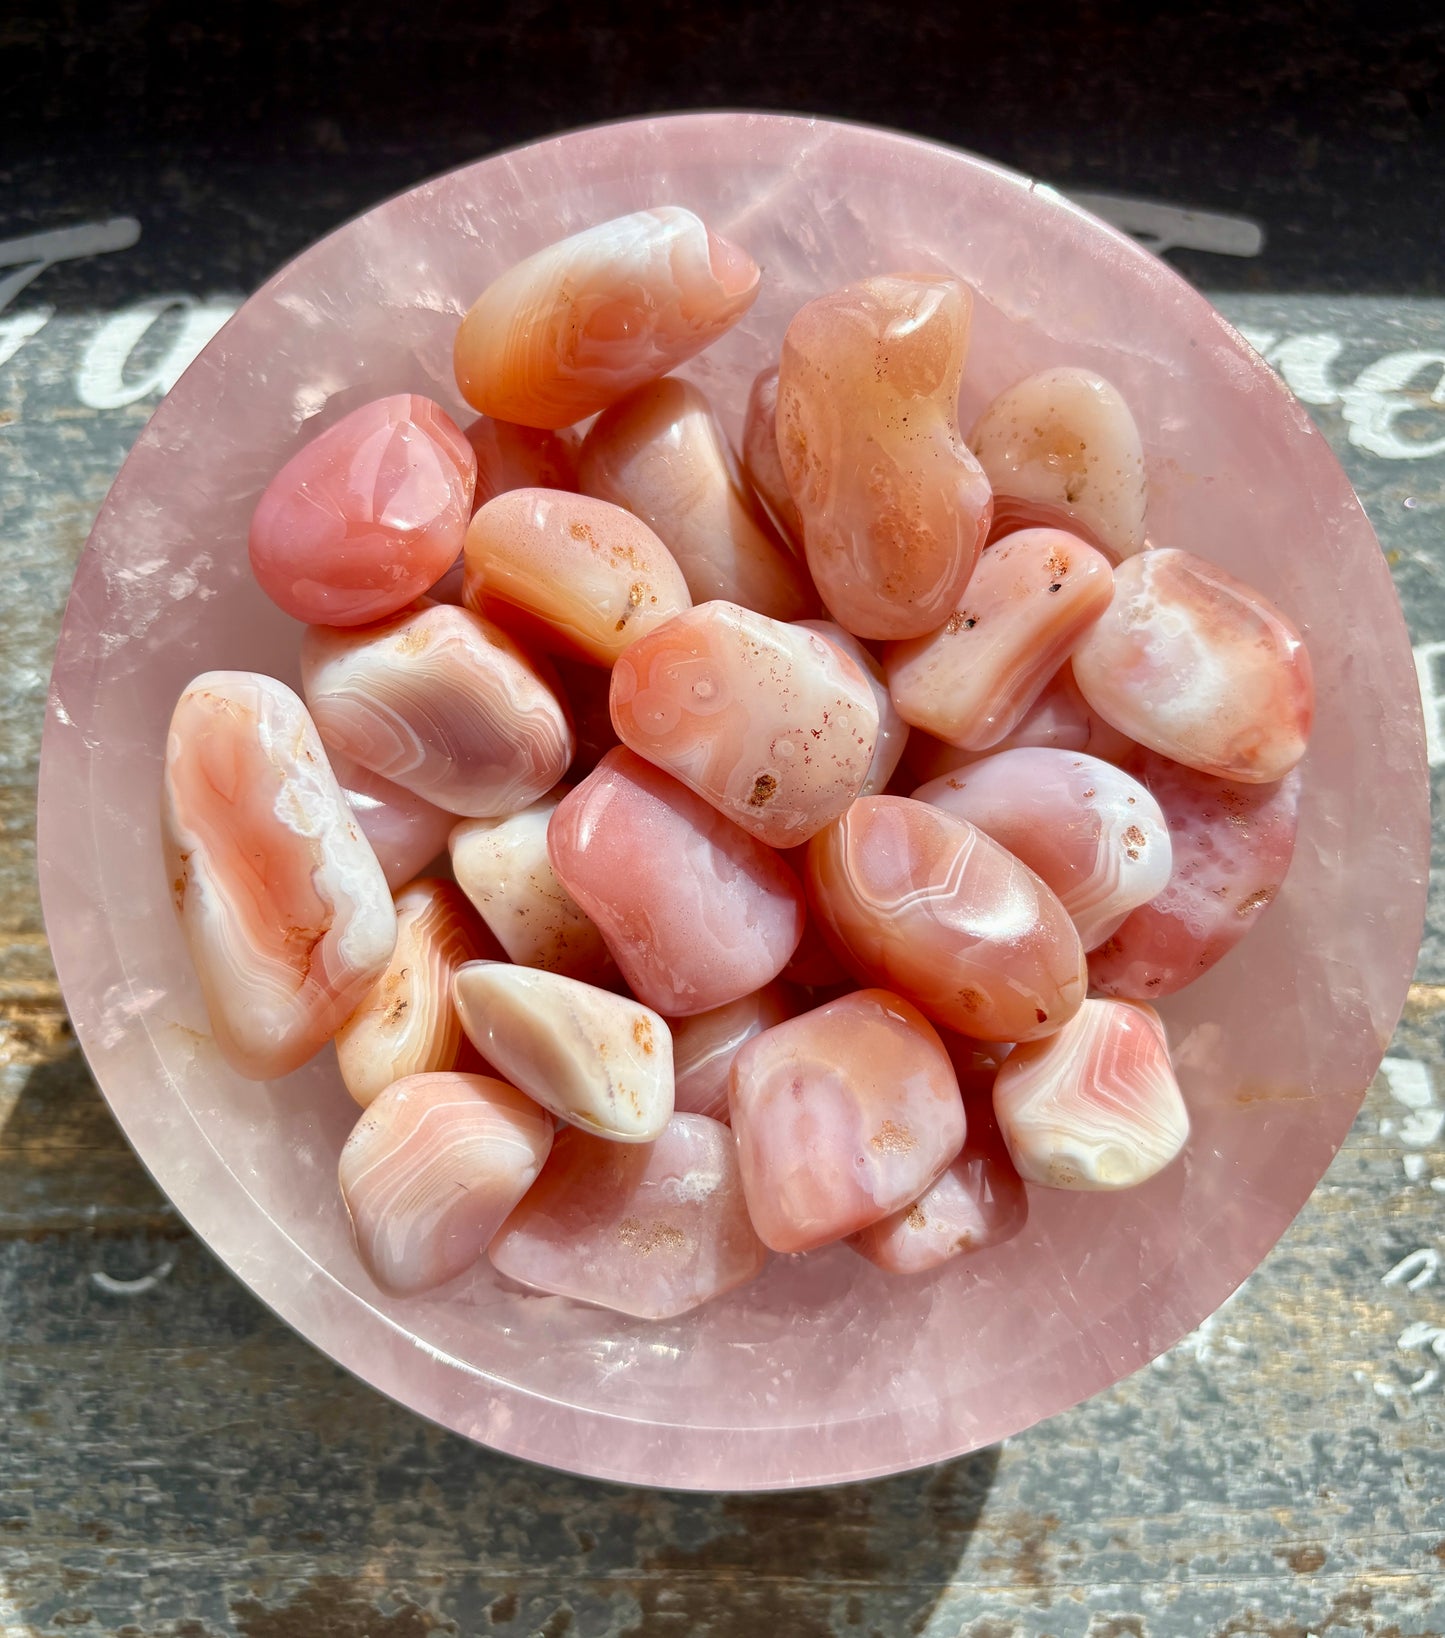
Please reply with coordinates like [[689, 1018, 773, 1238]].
[[776, 273, 992, 639], [248, 395, 475, 628], [668, 982, 797, 1123], [1072, 548, 1314, 784], [741, 366, 802, 544], [452, 962, 672, 1142], [161, 672, 397, 1080], [994, 999, 1189, 1190], [970, 368, 1148, 559], [449, 792, 617, 984], [1089, 753, 1304, 999], [547, 749, 805, 1015], [334, 878, 489, 1107], [730, 990, 965, 1253], [807, 796, 1087, 1042], [579, 377, 814, 620], [339, 1072, 553, 1296], [464, 416, 580, 513], [301, 601, 573, 818], [885, 529, 1113, 753], [327, 749, 456, 891], [454, 206, 760, 428], [915, 748, 1172, 951], [798, 620, 909, 796], [463, 488, 690, 665], [610, 600, 878, 847], [489, 1115, 768, 1320]]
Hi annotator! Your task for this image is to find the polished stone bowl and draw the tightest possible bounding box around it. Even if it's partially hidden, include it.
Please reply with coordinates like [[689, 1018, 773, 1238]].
[[38, 112, 1429, 1490]]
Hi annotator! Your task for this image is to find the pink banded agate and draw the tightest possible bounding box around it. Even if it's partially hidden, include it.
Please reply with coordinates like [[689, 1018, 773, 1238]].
[[328, 749, 456, 891], [797, 619, 909, 796]]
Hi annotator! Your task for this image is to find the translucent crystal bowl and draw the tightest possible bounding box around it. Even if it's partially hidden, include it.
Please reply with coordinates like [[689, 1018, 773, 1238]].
[[37, 112, 1429, 1490]]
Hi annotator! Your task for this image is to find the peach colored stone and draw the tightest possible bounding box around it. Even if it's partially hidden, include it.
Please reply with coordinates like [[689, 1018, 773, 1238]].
[[668, 982, 797, 1123], [339, 1072, 553, 1295], [547, 749, 805, 1015], [741, 366, 803, 544], [610, 600, 879, 848], [579, 377, 815, 621], [463, 488, 691, 665], [885, 529, 1113, 753], [994, 999, 1189, 1190], [334, 878, 491, 1107], [449, 791, 617, 984], [915, 748, 1172, 951], [969, 368, 1148, 559], [1089, 752, 1303, 999], [327, 749, 456, 891], [776, 273, 992, 639], [489, 1115, 767, 1319], [161, 672, 397, 1080], [730, 989, 965, 1253], [248, 394, 475, 627], [1071, 548, 1314, 783], [797, 620, 909, 796], [806, 796, 1086, 1043], [454, 207, 760, 428], [453, 962, 673, 1142], [464, 416, 580, 513], [301, 601, 573, 818]]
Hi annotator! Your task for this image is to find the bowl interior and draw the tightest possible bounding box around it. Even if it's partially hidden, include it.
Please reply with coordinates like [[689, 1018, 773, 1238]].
[[38, 112, 1429, 1489]]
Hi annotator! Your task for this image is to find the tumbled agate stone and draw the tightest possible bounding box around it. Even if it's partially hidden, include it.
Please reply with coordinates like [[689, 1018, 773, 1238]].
[[1072, 548, 1314, 784], [885, 528, 1113, 753], [334, 878, 490, 1107], [994, 999, 1189, 1190], [806, 796, 1086, 1042], [915, 748, 1172, 951], [489, 1115, 767, 1320], [610, 600, 879, 847], [548, 749, 805, 1015], [249, 395, 476, 627], [741, 366, 803, 544], [301, 601, 573, 818], [970, 368, 1148, 559], [797, 619, 909, 796], [730, 989, 965, 1253], [463, 488, 690, 665], [1089, 752, 1303, 999], [669, 982, 797, 1123], [339, 1072, 553, 1296], [454, 206, 760, 428], [776, 273, 992, 639], [579, 376, 814, 621], [328, 749, 456, 892], [464, 416, 580, 512], [162, 672, 396, 1080]]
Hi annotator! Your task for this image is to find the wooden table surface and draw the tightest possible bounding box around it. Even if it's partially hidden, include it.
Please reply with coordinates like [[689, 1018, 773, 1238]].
[[3, 190, 1445, 1637]]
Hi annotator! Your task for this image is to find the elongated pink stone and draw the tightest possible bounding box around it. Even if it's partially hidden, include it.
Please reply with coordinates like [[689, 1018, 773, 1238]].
[[548, 749, 805, 1015], [730, 989, 965, 1253], [464, 416, 580, 512], [248, 395, 476, 627], [776, 273, 992, 639], [610, 600, 879, 848], [1089, 752, 1303, 998], [797, 620, 909, 796], [993, 999, 1189, 1190], [489, 1115, 768, 1319], [454, 207, 760, 428], [301, 601, 573, 818], [915, 748, 1172, 950], [162, 672, 397, 1079], [806, 796, 1086, 1042], [669, 982, 797, 1123], [741, 366, 803, 544], [579, 377, 815, 621], [327, 749, 455, 891], [1071, 548, 1314, 783], [339, 1072, 553, 1295], [885, 529, 1113, 752]]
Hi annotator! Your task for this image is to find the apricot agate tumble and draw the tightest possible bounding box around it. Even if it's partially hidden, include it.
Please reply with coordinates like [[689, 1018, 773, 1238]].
[[806, 796, 1086, 1042], [729, 989, 965, 1253], [1071, 548, 1314, 784], [339, 1072, 553, 1296], [454, 207, 760, 428], [161, 672, 397, 1080], [547, 749, 805, 1015], [249, 395, 475, 627], [776, 273, 992, 639], [489, 1115, 767, 1320], [610, 601, 879, 847], [579, 377, 814, 621], [798, 620, 909, 796]]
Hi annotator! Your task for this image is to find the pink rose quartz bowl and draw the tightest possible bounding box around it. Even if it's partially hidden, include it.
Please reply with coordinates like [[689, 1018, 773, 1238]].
[[37, 113, 1429, 1491]]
